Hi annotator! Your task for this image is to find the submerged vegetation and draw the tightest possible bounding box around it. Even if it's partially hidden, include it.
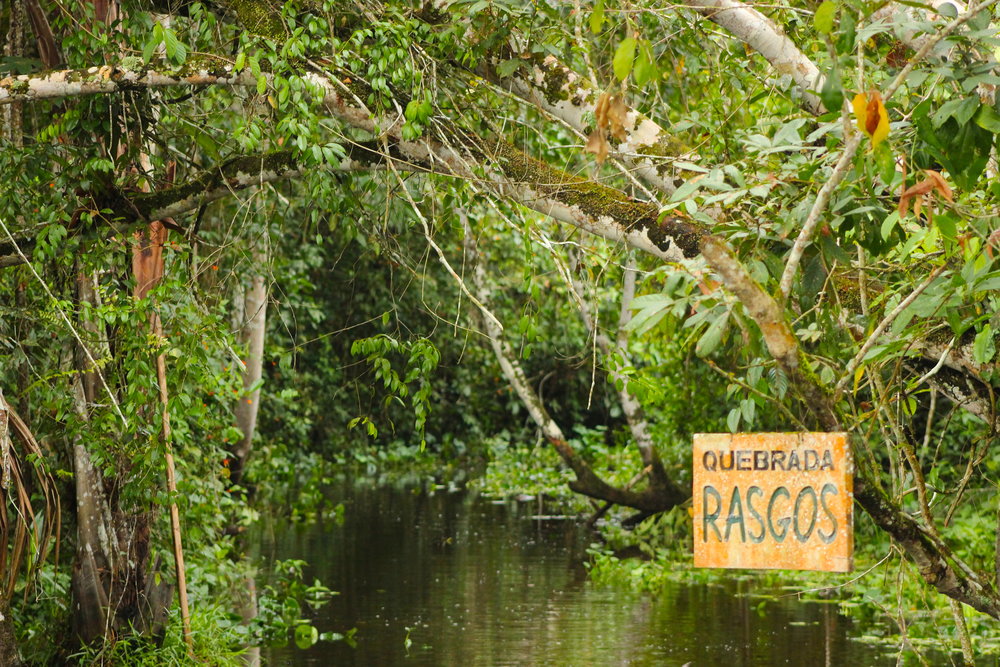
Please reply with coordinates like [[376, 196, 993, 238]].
[[4, 0, 1000, 664]]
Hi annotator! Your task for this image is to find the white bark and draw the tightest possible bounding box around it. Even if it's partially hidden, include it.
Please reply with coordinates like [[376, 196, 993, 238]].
[[0, 66, 250, 105], [687, 0, 824, 114], [0, 65, 700, 262], [702, 236, 799, 371], [233, 258, 268, 471], [496, 56, 684, 195]]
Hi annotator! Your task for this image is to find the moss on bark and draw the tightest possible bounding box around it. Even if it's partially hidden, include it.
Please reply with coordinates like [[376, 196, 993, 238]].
[[222, 0, 285, 40], [484, 137, 705, 258]]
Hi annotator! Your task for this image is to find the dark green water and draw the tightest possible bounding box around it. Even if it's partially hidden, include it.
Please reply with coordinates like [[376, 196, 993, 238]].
[[255, 481, 900, 666]]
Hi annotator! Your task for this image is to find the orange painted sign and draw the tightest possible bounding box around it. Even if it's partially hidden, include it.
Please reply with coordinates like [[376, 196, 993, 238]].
[[693, 433, 853, 573]]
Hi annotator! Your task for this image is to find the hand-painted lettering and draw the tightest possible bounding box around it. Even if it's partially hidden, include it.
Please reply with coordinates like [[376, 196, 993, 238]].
[[818, 483, 838, 543], [767, 486, 791, 543], [703, 485, 722, 541], [725, 486, 746, 542], [699, 448, 835, 472], [746, 485, 766, 543], [699, 484, 842, 545], [793, 487, 817, 542]]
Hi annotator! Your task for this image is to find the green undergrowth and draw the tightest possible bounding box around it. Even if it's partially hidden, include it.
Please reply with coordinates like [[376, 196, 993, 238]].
[[586, 542, 1000, 662], [67, 606, 246, 666], [248, 439, 473, 522]]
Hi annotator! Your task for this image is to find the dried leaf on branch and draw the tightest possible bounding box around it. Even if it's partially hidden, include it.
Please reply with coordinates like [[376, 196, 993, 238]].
[[898, 170, 953, 219]]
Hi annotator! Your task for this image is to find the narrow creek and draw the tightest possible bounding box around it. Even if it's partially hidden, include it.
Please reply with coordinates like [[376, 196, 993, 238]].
[[251, 479, 901, 666]]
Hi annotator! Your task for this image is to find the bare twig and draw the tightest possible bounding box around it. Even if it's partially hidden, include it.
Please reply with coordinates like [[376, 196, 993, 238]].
[[834, 264, 946, 398]]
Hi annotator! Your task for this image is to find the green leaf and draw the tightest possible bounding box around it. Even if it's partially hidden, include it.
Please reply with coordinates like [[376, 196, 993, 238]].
[[162, 27, 186, 65], [932, 97, 967, 128], [613, 37, 637, 82], [295, 624, 319, 650], [142, 37, 158, 64], [727, 407, 741, 433], [257, 75, 268, 95], [974, 325, 996, 364], [875, 144, 896, 186], [954, 96, 980, 126], [880, 211, 899, 240], [633, 40, 657, 86], [935, 212, 957, 241], [404, 100, 420, 122], [975, 104, 1000, 133], [497, 58, 521, 78], [836, 10, 856, 54], [814, 0, 837, 34], [819, 66, 843, 112], [695, 311, 728, 357], [590, 0, 606, 34]]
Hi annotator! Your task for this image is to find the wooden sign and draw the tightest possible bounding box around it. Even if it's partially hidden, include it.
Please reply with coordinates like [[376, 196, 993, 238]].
[[693, 432, 853, 573]]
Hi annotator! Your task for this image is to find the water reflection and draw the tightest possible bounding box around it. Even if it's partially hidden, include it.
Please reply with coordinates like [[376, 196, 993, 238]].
[[254, 480, 896, 666]]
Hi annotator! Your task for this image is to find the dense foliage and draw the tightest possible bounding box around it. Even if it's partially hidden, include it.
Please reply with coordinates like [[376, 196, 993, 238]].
[[4, 0, 1000, 663]]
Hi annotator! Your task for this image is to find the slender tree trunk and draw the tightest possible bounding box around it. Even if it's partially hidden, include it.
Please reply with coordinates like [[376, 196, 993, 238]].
[[459, 214, 684, 512], [70, 272, 113, 643], [566, 251, 678, 496], [69, 270, 170, 645], [231, 256, 268, 487], [238, 575, 261, 667]]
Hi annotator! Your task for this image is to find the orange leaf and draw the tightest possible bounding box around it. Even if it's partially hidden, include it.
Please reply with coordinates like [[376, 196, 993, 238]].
[[865, 95, 881, 137], [898, 179, 935, 217]]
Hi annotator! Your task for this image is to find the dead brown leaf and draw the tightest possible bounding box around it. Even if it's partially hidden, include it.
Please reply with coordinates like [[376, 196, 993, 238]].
[[608, 95, 629, 141], [924, 169, 953, 202], [898, 170, 953, 218], [584, 129, 609, 164], [594, 92, 611, 131]]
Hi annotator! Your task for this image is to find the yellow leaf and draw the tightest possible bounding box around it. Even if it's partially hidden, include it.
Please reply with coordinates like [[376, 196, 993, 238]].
[[852, 93, 867, 133], [852, 91, 889, 148]]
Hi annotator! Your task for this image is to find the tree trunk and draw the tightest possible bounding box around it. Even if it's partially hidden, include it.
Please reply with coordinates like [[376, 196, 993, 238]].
[[69, 272, 168, 645], [0, 599, 17, 666], [69, 376, 111, 643], [231, 257, 268, 487]]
